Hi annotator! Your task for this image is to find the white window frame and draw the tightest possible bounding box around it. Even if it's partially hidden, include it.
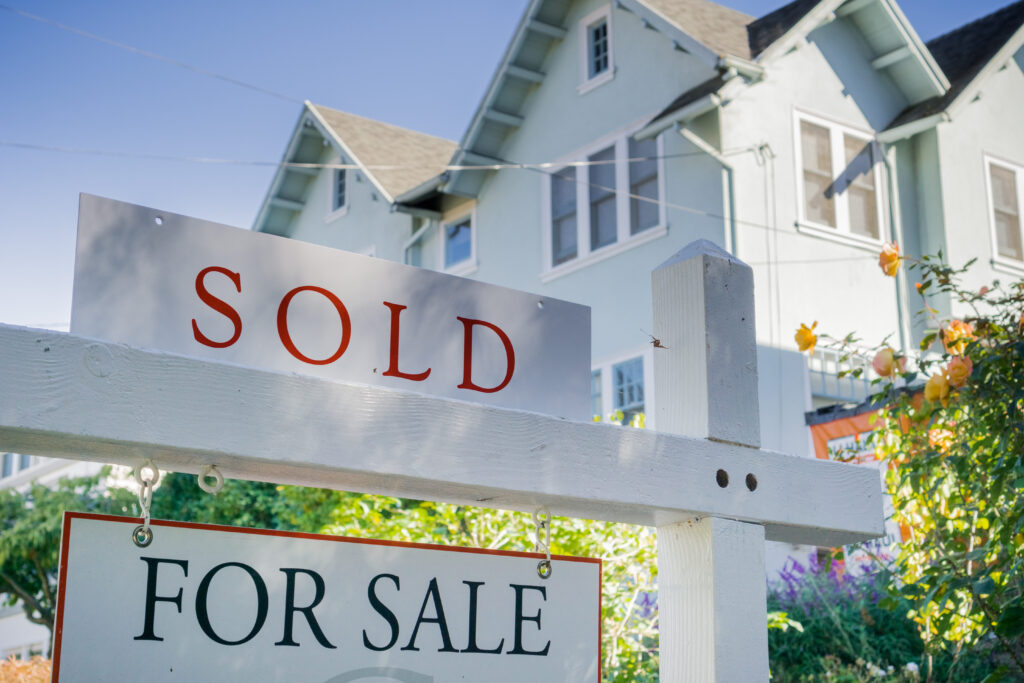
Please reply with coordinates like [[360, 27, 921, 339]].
[[592, 346, 655, 429], [983, 154, 1024, 277], [577, 5, 614, 95], [793, 110, 888, 251], [541, 126, 667, 283], [440, 208, 477, 277], [325, 157, 349, 223]]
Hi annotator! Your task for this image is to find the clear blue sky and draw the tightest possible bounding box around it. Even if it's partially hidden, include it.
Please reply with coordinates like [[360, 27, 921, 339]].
[[0, 0, 1009, 328]]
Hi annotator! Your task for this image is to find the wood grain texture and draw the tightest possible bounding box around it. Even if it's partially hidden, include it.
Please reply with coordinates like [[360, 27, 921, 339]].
[[0, 323, 882, 546], [652, 241, 760, 447], [658, 519, 768, 682]]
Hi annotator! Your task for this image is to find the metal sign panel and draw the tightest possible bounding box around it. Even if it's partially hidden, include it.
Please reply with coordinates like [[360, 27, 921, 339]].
[[53, 513, 601, 682], [71, 195, 591, 420]]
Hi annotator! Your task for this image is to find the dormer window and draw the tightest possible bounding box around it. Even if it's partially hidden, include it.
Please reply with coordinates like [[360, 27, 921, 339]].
[[578, 6, 613, 94]]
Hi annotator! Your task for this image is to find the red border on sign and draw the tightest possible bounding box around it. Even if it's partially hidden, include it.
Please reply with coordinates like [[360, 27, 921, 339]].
[[52, 511, 603, 681]]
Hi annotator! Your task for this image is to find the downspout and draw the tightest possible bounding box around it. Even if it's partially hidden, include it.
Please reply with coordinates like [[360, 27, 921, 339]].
[[674, 123, 738, 257], [880, 143, 913, 357]]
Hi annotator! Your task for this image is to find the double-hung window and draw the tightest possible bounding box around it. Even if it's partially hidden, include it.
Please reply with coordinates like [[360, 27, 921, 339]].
[[986, 157, 1024, 267], [796, 113, 885, 245], [544, 131, 665, 279], [589, 146, 617, 250], [442, 212, 476, 275], [578, 6, 614, 93], [1, 453, 11, 478]]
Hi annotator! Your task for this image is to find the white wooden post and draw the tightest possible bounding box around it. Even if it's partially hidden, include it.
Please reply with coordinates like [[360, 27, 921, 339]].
[[653, 240, 769, 681]]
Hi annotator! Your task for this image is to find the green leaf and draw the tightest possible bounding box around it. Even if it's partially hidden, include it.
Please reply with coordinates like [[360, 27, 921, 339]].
[[995, 601, 1024, 638]]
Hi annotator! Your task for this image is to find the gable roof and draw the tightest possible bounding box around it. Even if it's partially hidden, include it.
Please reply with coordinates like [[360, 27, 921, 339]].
[[746, 0, 819, 57], [641, 0, 754, 59], [885, 1, 1024, 131], [309, 104, 458, 202]]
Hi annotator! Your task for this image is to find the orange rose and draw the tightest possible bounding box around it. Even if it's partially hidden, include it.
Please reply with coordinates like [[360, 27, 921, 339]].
[[946, 355, 973, 388], [878, 242, 901, 277], [924, 372, 950, 406], [871, 346, 905, 378], [928, 427, 954, 453], [795, 322, 818, 354], [942, 320, 975, 356]]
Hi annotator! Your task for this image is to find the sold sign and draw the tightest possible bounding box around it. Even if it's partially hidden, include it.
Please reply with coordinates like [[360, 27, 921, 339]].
[[70, 195, 591, 420]]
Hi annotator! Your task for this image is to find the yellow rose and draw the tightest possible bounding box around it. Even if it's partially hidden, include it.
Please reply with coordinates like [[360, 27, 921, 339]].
[[878, 242, 901, 277], [871, 346, 905, 378], [923, 372, 949, 406], [946, 355, 973, 388], [795, 321, 818, 354], [942, 320, 975, 356]]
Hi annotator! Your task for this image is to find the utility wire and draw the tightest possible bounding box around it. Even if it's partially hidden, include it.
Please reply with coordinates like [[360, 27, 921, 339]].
[[0, 4, 303, 105], [0, 138, 889, 246]]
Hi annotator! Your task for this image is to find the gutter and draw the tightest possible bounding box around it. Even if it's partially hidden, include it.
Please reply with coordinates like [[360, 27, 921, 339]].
[[877, 111, 949, 144], [635, 92, 721, 141], [879, 143, 913, 356], [393, 172, 448, 205]]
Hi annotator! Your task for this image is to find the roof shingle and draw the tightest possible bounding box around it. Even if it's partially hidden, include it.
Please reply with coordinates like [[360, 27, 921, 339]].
[[311, 104, 458, 201], [886, 1, 1024, 129]]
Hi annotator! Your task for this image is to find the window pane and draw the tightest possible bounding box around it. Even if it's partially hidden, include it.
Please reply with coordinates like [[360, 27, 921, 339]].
[[589, 146, 617, 250], [589, 20, 609, 79], [18, 453, 30, 470], [844, 135, 878, 239], [591, 370, 602, 419], [991, 165, 1023, 260], [334, 169, 346, 211], [801, 121, 835, 227], [629, 137, 659, 234], [445, 219, 472, 267], [552, 168, 578, 265], [613, 357, 644, 424], [1, 453, 11, 478]]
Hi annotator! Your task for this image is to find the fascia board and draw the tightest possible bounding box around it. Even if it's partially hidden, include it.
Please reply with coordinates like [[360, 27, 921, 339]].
[[754, 0, 842, 64], [305, 103, 395, 205], [945, 23, 1024, 121], [251, 104, 315, 232], [448, 0, 546, 188]]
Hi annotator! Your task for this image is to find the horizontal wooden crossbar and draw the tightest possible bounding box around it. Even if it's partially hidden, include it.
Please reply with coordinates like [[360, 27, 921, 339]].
[[0, 324, 882, 546]]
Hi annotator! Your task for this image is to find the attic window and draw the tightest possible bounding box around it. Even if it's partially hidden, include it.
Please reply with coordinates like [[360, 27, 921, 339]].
[[326, 155, 349, 222], [578, 6, 614, 94], [589, 20, 609, 78]]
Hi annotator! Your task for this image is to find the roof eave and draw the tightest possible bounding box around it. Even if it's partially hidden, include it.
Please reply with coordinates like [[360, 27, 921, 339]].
[[944, 23, 1024, 121], [877, 111, 950, 143], [252, 103, 318, 233], [636, 93, 722, 140]]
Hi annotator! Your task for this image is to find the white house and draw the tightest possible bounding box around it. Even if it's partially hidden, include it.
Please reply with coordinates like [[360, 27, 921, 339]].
[[250, 0, 1024, 579], [5, 0, 1024, 662]]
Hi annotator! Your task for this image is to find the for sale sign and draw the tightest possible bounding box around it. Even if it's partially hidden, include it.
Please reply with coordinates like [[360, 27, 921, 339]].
[[53, 513, 601, 682], [70, 195, 591, 420]]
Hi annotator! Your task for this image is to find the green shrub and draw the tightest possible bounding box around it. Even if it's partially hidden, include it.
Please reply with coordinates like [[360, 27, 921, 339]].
[[767, 557, 1001, 681]]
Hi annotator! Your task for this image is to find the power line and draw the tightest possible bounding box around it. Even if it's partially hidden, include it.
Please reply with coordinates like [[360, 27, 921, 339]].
[[0, 4, 302, 105]]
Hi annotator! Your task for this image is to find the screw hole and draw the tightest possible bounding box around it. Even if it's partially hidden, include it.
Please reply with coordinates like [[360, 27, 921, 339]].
[[154, 216, 164, 226], [746, 473, 758, 491], [715, 469, 729, 488]]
